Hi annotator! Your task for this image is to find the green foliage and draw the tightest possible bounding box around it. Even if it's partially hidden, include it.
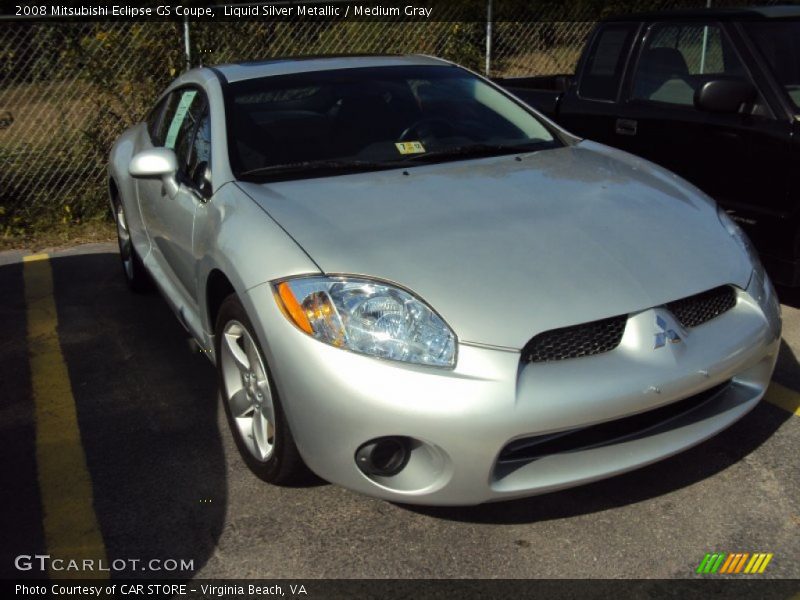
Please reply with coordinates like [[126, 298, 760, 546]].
[[0, 23, 182, 235]]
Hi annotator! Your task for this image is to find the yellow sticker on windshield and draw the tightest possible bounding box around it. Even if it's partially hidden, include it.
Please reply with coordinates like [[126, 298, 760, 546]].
[[395, 141, 426, 155]]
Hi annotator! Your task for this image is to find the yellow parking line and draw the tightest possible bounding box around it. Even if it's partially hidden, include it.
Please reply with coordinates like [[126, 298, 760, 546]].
[[23, 254, 108, 579], [764, 382, 800, 417], [24, 253, 51, 263]]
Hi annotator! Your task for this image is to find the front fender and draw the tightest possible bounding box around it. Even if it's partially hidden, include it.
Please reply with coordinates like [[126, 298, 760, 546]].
[[194, 182, 321, 337]]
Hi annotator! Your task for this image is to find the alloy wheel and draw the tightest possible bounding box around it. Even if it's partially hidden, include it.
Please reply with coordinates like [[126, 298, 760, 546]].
[[219, 321, 276, 462]]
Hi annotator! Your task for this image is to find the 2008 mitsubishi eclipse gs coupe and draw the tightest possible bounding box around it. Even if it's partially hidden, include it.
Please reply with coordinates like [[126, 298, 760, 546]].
[[108, 55, 781, 506]]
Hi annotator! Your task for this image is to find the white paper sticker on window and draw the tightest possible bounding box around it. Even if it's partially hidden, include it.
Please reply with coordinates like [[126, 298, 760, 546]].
[[164, 90, 197, 150]]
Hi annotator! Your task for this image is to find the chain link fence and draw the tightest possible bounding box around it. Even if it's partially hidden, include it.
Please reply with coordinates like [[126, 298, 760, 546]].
[[0, 21, 185, 233], [0, 1, 782, 234]]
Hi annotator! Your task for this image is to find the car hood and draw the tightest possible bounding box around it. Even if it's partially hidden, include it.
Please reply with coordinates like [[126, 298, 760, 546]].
[[238, 140, 751, 350]]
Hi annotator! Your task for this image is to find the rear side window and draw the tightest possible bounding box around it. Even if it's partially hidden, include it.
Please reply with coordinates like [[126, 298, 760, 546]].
[[579, 23, 638, 101]]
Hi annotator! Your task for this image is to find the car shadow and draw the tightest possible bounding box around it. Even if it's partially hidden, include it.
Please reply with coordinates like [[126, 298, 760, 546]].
[[399, 341, 798, 525], [48, 252, 230, 577], [1, 250, 330, 579], [1, 251, 234, 578]]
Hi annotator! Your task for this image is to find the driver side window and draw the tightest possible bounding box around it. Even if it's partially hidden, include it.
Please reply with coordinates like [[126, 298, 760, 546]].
[[187, 110, 211, 179], [162, 88, 212, 191], [167, 89, 202, 158], [632, 22, 748, 107]]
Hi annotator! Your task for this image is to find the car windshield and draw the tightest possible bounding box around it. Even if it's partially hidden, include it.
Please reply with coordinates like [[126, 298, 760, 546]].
[[744, 21, 800, 111], [225, 65, 560, 181]]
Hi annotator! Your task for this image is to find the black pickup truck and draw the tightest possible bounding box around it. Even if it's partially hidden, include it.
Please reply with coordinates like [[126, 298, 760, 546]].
[[496, 7, 800, 285]]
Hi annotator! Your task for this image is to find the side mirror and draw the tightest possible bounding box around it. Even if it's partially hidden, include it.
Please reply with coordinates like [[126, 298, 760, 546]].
[[129, 147, 178, 179], [129, 147, 180, 198], [694, 79, 756, 114]]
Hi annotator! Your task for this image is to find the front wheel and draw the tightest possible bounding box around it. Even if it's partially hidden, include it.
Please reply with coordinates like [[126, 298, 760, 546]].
[[215, 294, 306, 483]]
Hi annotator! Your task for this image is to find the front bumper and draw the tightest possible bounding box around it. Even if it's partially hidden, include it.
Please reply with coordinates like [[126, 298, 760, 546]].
[[244, 281, 780, 506]]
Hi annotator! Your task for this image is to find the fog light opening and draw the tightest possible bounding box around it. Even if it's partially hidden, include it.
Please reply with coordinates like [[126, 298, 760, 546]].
[[356, 437, 411, 477]]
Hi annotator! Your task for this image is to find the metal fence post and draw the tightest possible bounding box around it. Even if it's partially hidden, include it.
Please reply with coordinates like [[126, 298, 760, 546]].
[[485, 0, 493, 76], [183, 15, 192, 70]]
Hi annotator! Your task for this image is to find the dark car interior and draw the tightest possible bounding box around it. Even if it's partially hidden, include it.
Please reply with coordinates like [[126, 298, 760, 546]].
[[626, 22, 777, 117], [227, 67, 531, 173]]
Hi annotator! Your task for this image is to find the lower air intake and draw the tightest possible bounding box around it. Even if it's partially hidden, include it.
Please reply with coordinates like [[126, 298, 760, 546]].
[[498, 381, 730, 464]]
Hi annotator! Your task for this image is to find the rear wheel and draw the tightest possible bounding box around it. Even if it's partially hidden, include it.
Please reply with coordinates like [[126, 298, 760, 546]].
[[113, 198, 150, 292], [215, 294, 305, 483]]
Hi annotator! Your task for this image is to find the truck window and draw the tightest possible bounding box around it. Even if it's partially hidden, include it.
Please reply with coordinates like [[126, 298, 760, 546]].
[[744, 21, 800, 111], [578, 23, 638, 102], [631, 23, 748, 107]]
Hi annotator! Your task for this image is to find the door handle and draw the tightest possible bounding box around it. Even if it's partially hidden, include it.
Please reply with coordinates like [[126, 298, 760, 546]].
[[615, 118, 638, 136]]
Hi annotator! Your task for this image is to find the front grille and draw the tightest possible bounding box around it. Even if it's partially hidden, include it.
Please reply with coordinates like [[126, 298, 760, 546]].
[[666, 285, 736, 329], [497, 381, 730, 464], [523, 315, 627, 363], [521, 286, 735, 365]]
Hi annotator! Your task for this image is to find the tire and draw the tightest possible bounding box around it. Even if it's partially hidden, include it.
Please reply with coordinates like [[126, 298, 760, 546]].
[[112, 196, 151, 292], [215, 294, 306, 484]]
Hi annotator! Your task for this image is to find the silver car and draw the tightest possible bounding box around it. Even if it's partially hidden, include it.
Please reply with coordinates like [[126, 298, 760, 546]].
[[108, 55, 781, 505]]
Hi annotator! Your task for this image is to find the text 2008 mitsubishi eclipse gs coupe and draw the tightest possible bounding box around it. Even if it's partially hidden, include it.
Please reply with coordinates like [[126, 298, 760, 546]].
[[108, 55, 781, 506]]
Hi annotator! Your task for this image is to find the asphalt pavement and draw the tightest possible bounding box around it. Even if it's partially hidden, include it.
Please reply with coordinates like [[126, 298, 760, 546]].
[[1, 243, 798, 580]]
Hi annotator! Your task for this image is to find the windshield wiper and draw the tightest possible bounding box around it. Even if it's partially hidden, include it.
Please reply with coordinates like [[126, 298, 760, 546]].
[[238, 159, 403, 181], [237, 141, 557, 180], [401, 141, 555, 163]]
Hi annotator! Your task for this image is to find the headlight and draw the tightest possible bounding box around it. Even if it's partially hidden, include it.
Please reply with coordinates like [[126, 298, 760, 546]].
[[274, 276, 456, 368], [718, 205, 762, 271]]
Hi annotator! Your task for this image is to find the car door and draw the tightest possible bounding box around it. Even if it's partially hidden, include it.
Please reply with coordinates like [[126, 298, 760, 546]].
[[738, 19, 800, 276], [613, 21, 791, 256], [557, 21, 641, 144], [138, 86, 210, 305]]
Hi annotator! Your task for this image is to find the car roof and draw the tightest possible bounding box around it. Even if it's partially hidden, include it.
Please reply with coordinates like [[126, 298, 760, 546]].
[[206, 54, 454, 83], [604, 5, 800, 22]]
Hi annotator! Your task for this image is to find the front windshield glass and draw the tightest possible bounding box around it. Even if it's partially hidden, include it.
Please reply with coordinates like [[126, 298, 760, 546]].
[[225, 65, 560, 180], [744, 21, 800, 111]]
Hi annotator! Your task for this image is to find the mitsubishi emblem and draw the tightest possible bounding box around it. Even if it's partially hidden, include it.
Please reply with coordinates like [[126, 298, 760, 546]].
[[654, 315, 682, 349]]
